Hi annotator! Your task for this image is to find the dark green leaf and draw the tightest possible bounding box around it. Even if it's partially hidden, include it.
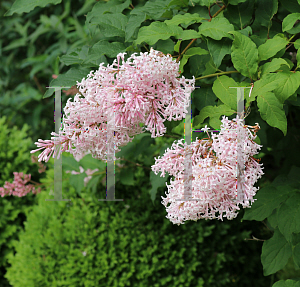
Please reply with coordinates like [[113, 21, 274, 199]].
[[257, 91, 287, 136], [207, 38, 232, 68], [5, 0, 62, 16], [261, 228, 292, 276], [229, 31, 259, 79]]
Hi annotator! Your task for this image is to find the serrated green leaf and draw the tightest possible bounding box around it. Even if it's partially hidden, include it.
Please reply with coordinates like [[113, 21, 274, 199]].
[[198, 18, 235, 40], [212, 75, 239, 110], [242, 184, 293, 221], [273, 72, 300, 103], [5, 0, 62, 16], [273, 279, 300, 287], [62, 154, 80, 173], [228, 0, 247, 4], [43, 67, 91, 99], [224, 1, 254, 30], [295, 39, 300, 50], [261, 228, 293, 276], [294, 243, 300, 270], [258, 35, 289, 62], [135, 22, 183, 46], [86, 0, 131, 24], [88, 13, 128, 38], [179, 47, 209, 73], [277, 193, 300, 243], [78, 153, 106, 171], [229, 31, 259, 79], [164, 13, 204, 27], [179, 30, 200, 41], [125, 13, 146, 42], [192, 105, 235, 128], [69, 173, 86, 195], [84, 41, 126, 63], [254, 0, 278, 28], [260, 58, 290, 76], [207, 38, 232, 68], [149, 171, 169, 204], [251, 73, 283, 100], [282, 13, 300, 32], [192, 87, 217, 112], [257, 91, 287, 135], [120, 168, 135, 185]]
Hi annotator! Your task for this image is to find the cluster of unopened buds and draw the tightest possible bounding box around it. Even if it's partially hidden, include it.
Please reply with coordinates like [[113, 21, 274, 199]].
[[152, 116, 264, 225], [30, 48, 195, 163]]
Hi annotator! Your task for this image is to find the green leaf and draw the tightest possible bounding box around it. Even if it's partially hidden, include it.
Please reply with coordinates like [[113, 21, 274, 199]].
[[273, 279, 300, 287], [258, 35, 289, 62], [164, 13, 204, 27], [174, 40, 182, 52], [69, 173, 86, 195], [78, 153, 106, 171], [224, 1, 254, 30], [192, 105, 235, 129], [192, 87, 217, 112], [282, 13, 300, 32], [153, 39, 175, 54], [149, 171, 169, 204], [120, 168, 135, 185], [179, 47, 209, 73], [207, 38, 232, 68], [294, 243, 300, 270], [257, 91, 287, 136], [84, 41, 126, 63], [179, 30, 201, 41], [86, 0, 131, 24], [242, 184, 293, 221], [251, 73, 283, 100], [198, 17, 235, 40], [261, 228, 293, 276], [125, 13, 146, 42], [254, 0, 278, 28], [130, 0, 175, 20], [212, 75, 240, 111], [295, 39, 300, 50], [62, 154, 80, 173], [134, 22, 183, 46], [43, 67, 91, 99], [88, 13, 128, 38], [273, 72, 300, 103], [277, 193, 300, 243], [5, 0, 62, 16], [228, 0, 247, 4], [260, 58, 290, 76], [229, 31, 259, 79]]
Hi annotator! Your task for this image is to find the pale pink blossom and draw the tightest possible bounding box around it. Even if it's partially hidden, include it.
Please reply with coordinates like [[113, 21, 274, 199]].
[[152, 116, 264, 225], [0, 172, 41, 197], [31, 48, 195, 163]]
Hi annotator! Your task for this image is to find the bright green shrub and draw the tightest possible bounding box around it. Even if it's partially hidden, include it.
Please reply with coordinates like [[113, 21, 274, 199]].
[[5, 156, 272, 287], [0, 115, 43, 287]]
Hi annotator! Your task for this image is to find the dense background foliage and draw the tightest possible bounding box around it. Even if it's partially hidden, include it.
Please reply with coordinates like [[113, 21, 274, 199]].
[[1, 0, 300, 286]]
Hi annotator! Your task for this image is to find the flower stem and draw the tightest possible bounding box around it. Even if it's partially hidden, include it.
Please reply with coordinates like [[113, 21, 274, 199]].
[[195, 70, 239, 81]]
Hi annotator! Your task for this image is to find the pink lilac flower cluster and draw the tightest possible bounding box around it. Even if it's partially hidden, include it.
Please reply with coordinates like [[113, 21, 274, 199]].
[[151, 115, 264, 225], [30, 48, 195, 162], [0, 172, 41, 197]]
